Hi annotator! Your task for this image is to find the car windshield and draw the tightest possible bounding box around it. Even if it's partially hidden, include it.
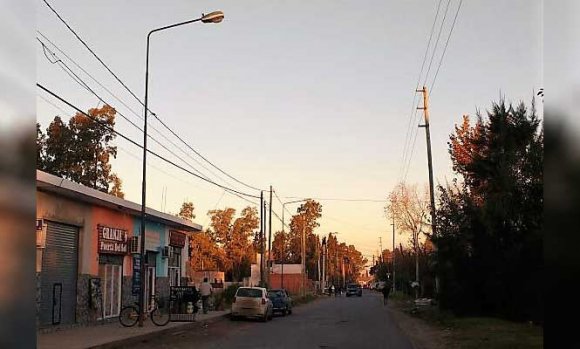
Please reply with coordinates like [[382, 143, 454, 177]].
[[236, 288, 263, 298], [268, 290, 285, 298], [348, 284, 359, 289]]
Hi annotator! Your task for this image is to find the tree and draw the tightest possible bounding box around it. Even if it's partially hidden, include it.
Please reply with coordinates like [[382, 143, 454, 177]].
[[38, 105, 118, 192], [207, 207, 259, 281], [108, 173, 125, 198], [271, 230, 290, 263], [387, 183, 431, 298], [188, 231, 224, 275], [37, 122, 46, 169], [434, 99, 543, 321], [177, 201, 196, 221]]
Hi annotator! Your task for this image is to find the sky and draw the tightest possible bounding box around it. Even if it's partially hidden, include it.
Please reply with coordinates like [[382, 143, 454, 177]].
[[35, 0, 542, 261]]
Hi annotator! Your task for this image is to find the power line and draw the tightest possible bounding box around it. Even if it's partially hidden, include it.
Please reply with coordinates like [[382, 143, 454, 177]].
[[281, 196, 385, 203], [40, 0, 264, 193], [422, 0, 453, 87], [399, 0, 444, 182], [430, 0, 463, 95], [400, 0, 450, 184], [37, 34, 257, 198], [37, 82, 261, 199]]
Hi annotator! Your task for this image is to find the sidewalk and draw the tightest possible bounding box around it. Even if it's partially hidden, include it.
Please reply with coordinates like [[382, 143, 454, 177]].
[[38, 310, 230, 349]]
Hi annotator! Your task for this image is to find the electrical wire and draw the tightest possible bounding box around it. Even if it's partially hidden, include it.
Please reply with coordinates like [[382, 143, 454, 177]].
[[422, 0, 453, 87], [399, 0, 444, 182], [40, 0, 264, 193], [430, 0, 463, 95], [37, 83, 261, 199], [37, 35, 258, 199]]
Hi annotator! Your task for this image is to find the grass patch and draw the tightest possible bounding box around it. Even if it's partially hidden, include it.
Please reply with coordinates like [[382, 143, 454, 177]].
[[391, 297, 543, 349]]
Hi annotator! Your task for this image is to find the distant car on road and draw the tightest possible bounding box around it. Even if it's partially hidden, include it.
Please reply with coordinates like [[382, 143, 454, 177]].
[[267, 289, 292, 316], [346, 283, 362, 297], [231, 287, 273, 322]]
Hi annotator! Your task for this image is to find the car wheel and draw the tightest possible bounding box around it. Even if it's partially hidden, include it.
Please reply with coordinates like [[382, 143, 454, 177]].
[[261, 313, 268, 322], [283, 307, 288, 316]]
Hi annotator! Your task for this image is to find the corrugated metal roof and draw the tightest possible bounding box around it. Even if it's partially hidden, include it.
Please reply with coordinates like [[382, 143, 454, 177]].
[[36, 170, 202, 232]]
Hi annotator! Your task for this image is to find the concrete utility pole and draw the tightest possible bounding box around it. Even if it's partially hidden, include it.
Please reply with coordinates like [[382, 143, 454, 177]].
[[301, 223, 306, 296], [260, 191, 264, 286], [417, 86, 437, 238], [321, 237, 326, 292], [391, 216, 396, 293], [268, 186, 273, 285]]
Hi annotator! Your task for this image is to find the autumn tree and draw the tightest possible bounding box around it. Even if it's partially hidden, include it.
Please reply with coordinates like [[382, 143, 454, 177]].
[[207, 206, 259, 281], [284, 200, 323, 279], [177, 201, 196, 221], [108, 173, 125, 198], [188, 231, 224, 276], [434, 99, 543, 321], [38, 105, 120, 192]]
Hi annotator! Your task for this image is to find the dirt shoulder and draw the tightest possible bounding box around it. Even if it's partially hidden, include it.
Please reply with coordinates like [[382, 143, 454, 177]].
[[387, 293, 543, 349], [388, 299, 450, 349]]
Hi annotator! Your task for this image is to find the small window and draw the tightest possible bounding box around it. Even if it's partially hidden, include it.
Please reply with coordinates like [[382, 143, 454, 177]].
[[236, 288, 263, 298]]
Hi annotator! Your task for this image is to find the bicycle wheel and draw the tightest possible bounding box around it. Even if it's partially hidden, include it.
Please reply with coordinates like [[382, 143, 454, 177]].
[[119, 306, 139, 327], [150, 307, 170, 326]]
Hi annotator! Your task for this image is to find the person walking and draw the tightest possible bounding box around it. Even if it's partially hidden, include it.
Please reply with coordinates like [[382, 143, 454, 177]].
[[200, 277, 213, 314], [382, 279, 393, 305]]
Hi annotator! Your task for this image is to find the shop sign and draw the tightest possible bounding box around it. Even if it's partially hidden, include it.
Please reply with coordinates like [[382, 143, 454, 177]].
[[132, 254, 142, 296], [169, 231, 186, 247], [98, 225, 128, 255]]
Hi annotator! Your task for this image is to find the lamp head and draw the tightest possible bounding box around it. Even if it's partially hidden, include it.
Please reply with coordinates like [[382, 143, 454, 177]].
[[201, 11, 224, 23]]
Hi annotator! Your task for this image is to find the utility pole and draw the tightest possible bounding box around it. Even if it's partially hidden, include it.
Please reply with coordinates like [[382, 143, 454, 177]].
[[417, 85, 438, 297], [417, 86, 437, 238], [301, 223, 306, 296], [379, 237, 383, 263], [268, 186, 273, 285], [321, 237, 326, 292], [391, 216, 396, 293], [259, 191, 264, 286]]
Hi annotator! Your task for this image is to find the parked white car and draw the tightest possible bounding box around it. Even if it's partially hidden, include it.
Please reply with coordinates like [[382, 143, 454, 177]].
[[231, 287, 273, 322]]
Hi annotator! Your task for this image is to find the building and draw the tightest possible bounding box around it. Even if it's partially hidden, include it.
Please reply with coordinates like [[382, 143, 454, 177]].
[[268, 263, 314, 295], [36, 170, 202, 328]]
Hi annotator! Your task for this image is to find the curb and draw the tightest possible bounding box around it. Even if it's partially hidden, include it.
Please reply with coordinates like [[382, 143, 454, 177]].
[[87, 313, 230, 349]]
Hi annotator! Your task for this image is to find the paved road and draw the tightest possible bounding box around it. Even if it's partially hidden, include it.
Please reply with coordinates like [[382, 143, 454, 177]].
[[124, 290, 414, 349]]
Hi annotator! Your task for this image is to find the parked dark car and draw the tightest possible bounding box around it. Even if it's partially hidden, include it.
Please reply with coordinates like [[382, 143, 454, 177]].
[[346, 283, 362, 297], [267, 289, 292, 316]]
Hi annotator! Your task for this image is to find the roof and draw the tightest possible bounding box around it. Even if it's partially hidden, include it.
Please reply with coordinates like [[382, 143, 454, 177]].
[[36, 170, 202, 232]]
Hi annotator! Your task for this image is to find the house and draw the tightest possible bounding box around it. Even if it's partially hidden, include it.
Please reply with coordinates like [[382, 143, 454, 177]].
[[36, 170, 202, 328]]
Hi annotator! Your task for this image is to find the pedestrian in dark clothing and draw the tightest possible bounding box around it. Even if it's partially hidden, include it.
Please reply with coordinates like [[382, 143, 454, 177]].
[[382, 280, 393, 305]]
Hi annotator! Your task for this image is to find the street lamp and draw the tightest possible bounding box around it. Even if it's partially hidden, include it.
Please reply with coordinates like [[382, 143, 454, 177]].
[[139, 10, 224, 327], [281, 199, 309, 295]]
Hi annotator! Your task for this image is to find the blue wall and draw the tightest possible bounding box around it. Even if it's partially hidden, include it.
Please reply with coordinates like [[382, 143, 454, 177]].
[[132, 219, 167, 277]]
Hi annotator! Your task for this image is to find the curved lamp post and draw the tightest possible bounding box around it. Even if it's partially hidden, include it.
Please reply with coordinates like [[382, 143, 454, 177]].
[[139, 10, 224, 327]]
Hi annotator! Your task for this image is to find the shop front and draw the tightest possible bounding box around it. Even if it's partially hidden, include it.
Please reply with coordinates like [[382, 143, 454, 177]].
[[36, 170, 202, 329], [97, 224, 129, 319]]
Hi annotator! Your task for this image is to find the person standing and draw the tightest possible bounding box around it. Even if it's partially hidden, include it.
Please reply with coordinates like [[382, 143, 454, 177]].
[[200, 277, 213, 314], [382, 279, 393, 305]]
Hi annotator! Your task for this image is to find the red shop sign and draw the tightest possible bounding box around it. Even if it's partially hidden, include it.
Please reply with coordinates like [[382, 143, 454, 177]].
[[98, 225, 128, 255]]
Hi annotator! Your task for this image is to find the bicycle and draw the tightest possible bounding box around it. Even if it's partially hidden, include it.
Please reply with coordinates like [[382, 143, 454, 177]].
[[119, 295, 170, 327]]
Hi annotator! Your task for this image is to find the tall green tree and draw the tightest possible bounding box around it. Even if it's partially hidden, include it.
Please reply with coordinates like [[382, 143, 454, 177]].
[[434, 99, 543, 321], [38, 105, 119, 192]]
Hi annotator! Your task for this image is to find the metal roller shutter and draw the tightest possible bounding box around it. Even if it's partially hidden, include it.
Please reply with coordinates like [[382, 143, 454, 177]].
[[40, 221, 79, 327]]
